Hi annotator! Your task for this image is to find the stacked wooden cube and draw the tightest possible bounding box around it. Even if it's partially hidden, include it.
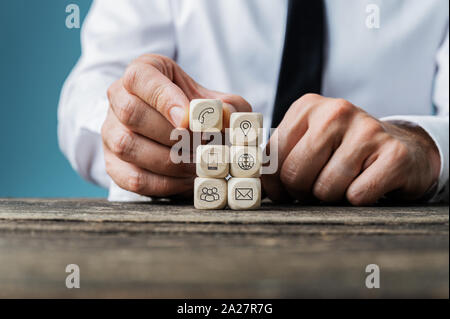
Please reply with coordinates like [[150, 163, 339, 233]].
[[190, 99, 262, 210]]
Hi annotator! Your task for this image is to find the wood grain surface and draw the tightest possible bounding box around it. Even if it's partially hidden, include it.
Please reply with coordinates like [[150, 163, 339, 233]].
[[0, 199, 448, 298]]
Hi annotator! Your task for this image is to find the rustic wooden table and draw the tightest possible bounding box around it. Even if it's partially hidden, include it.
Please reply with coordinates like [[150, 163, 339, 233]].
[[0, 198, 448, 298]]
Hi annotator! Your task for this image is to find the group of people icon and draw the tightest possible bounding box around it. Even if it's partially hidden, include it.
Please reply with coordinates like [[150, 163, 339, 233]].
[[200, 187, 220, 202]]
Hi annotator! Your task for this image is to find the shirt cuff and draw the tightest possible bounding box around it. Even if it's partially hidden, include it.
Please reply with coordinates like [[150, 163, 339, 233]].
[[381, 115, 449, 202]]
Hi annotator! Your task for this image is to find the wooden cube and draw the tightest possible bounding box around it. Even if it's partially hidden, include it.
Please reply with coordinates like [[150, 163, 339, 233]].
[[230, 146, 261, 178], [229, 112, 263, 146], [194, 177, 227, 210], [189, 99, 223, 132], [227, 178, 261, 210], [196, 145, 229, 178]]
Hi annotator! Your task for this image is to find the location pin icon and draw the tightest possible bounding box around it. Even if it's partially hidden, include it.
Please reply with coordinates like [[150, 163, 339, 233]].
[[240, 120, 252, 136]]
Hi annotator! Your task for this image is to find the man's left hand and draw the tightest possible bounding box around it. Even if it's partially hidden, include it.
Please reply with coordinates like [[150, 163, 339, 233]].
[[262, 94, 441, 205]]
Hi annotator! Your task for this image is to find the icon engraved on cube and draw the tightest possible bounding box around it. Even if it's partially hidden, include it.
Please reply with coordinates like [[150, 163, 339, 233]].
[[237, 153, 255, 170], [228, 178, 261, 210], [235, 187, 253, 200], [230, 146, 261, 178], [196, 145, 229, 178], [198, 107, 215, 124], [230, 113, 263, 146], [193, 106, 264, 210], [194, 178, 227, 210], [189, 99, 223, 132], [207, 149, 218, 170], [200, 187, 220, 202], [240, 120, 252, 136]]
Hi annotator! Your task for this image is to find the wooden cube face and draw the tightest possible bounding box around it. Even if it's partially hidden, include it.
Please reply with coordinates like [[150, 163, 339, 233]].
[[227, 178, 261, 210], [189, 99, 223, 132], [196, 145, 229, 178], [230, 146, 261, 178], [229, 112, 263, 146], [194, 177, 227, 210]]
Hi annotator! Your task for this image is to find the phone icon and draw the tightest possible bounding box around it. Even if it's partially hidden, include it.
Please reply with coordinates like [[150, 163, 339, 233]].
[[198, 107, 215, 124]]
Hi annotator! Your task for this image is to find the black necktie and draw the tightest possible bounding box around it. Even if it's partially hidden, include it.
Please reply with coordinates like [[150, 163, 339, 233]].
[[271, 0, 325, 128]]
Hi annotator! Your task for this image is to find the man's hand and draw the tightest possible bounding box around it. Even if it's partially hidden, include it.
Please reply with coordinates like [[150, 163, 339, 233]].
[[262, 94, 441, 205], [102, 54, 251, 197]]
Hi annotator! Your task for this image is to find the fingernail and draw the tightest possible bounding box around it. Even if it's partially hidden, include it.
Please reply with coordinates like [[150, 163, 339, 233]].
[[169, 106, 186, 128]]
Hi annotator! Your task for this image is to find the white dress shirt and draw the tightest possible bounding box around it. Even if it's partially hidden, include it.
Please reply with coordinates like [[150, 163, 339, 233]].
[[58, 0, 449, 202]]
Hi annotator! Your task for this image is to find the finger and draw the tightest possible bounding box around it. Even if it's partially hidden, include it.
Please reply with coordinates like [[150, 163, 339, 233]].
[[108, 79, 177, 146], [261, 135, 292, 202], [280, 128, 339, 200], [346, 153, 404, 206], [102, 111, 195, 177], [260, 95, 319, 201], [104, 149, 195, 197], [260, 116, 310, 202], [198, 89, 252, 128], [123, 61, 190, 128], [261, 174, 292, 203], [261, 127, 308, 202], [312, 132, 376, 202]]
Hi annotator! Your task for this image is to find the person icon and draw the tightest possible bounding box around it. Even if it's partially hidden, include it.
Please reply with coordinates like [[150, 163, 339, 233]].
[[200, 187, 220, 202]]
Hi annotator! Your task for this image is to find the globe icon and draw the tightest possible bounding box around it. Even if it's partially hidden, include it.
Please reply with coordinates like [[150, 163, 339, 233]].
[[238, 153, 255, 170]]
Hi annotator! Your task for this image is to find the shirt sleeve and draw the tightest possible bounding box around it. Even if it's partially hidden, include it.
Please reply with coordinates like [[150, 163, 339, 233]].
[[381, 29, 449, 203], [57, 0, 176, 189]]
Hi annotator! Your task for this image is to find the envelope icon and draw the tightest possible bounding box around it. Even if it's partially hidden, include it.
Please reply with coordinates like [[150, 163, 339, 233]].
[[235, 188, 253, 200]]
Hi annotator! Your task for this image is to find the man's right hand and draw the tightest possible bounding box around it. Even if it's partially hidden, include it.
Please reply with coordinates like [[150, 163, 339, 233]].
[[102, 54, 251, 197]]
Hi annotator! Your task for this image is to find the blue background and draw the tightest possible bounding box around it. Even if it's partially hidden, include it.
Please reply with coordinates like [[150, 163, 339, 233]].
[[0, 0, 107, 197]]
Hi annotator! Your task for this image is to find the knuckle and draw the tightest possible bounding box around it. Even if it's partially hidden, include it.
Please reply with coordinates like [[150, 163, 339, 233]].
[[148, 82, 170, 111], [280, 162, 300, 189], [139, 53, 172, 65], [329, 99, 354, 118], [138, 54, 175, 78], [292, 93, 319, 111], [127, 170, 146, 194], [361, 118, 385, 138], [134, 53, 157, 64], [387, 140, 410, 164], [153, 55, 175, 75], [118, 96, 141, 127], [111, 130, 134, 159], [155, 175, 172, 197], [351, 118, 386, 147], [123, 64, 140, 92], [394, 140, 409, 157], [317, 99, 355, 130], [299, 93, 320, 104]]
